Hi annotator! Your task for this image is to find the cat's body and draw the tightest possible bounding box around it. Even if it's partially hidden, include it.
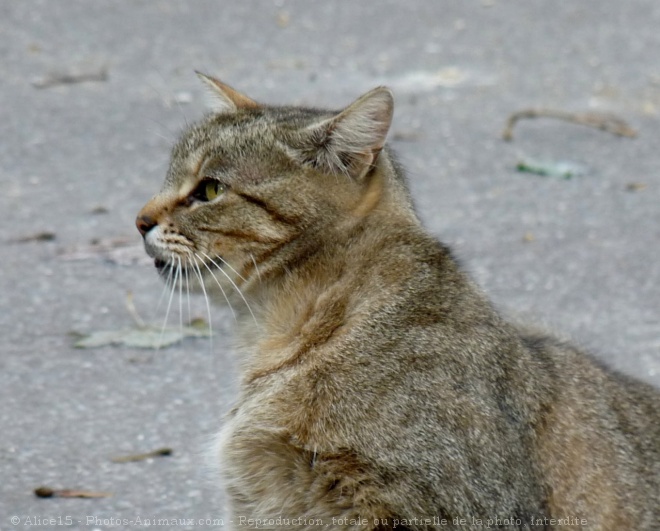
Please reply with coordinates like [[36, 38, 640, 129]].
[[137, 76, 660, 530]]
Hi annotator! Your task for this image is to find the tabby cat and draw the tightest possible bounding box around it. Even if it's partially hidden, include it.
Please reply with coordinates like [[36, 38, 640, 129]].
[[136, 74, 660, 530]]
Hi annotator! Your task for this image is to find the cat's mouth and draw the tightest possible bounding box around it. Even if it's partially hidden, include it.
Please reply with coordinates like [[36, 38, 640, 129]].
[[153, 254, 231, 285], [154, 258, 186, 276], [153, 256, 200, 277], [154, 257, 189, 274]]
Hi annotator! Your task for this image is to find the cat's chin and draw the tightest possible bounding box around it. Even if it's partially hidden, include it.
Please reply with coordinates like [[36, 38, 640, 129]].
[[154, 257, 185, 279], [154, 258, 168, 270]]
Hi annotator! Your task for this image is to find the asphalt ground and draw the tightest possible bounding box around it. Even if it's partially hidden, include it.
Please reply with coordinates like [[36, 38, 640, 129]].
[[1, 1, 659, 529]]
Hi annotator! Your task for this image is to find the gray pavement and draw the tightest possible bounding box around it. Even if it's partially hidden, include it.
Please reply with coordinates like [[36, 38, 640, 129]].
[[1, 1, 659, 529]]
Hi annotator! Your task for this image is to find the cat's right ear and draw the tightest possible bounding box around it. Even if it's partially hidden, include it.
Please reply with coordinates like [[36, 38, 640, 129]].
[[285, 86, 394, 180], [195, 72, 260, 113]]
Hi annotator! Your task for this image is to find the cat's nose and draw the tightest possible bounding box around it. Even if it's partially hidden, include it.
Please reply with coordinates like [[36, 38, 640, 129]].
[[136, 214, 157, 236]]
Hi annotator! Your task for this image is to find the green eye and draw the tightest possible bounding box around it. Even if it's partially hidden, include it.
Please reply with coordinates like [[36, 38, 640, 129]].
[[192, 178, 225, 202], [204, 180, 223, 200]]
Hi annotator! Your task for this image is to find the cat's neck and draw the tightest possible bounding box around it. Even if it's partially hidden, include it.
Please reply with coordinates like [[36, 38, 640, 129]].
[[233, 157, 427, 382]]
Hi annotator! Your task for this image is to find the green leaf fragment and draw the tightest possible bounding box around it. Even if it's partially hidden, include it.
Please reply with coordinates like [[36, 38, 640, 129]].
[[516, 158, 586, 179]]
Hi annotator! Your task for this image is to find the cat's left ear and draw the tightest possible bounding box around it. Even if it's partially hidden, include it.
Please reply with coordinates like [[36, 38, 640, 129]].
[[289, 87, 394, 179], [196, 72, 260, 113]]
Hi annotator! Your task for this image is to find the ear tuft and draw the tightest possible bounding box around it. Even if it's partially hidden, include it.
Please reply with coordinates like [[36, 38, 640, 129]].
[[331, 86, 394, 154], [195, 71, 259, 113], [290, 87, 394, 178]]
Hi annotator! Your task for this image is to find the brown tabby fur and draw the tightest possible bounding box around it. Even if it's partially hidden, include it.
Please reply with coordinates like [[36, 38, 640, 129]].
[[137, 74, 660, 530]]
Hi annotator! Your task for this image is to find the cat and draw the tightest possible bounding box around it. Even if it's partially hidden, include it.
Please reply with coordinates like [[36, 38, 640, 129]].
[[136, 73, 660, 530]]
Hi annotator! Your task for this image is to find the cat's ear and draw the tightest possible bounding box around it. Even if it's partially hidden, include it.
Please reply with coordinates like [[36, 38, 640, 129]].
[[289, 87, 394, 179], [195, 71, 259, 113]]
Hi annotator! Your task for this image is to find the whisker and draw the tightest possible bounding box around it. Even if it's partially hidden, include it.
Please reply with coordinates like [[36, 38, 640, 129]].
[[200, 251, 257, 326], [250, 253, 262, 283], [211, 254, 247, 283], [147, 125, 175, 145], [159, 258, 180, 351], [189, 253, 214, 356], [184, 257, 192, 325], [178, 256, 184, 336], [155, 260, 175, 316], [195, 252, 237, 323]]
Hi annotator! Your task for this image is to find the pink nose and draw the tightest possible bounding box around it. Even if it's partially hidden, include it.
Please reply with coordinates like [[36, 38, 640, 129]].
[[136, 214, 157, 236]]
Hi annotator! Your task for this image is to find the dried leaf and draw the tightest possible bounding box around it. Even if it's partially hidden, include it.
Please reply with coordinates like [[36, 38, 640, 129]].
[[74, 293, 211, 349], [276, 11, 290, 28], [74, 322, 210, 349], [112, 447, 173, 463], [391, 130, 422, 142], [626, 182, 647, 191], [32, 67, 108, 89], [391, 67, 469, 92], [10, 231, 56, 243]]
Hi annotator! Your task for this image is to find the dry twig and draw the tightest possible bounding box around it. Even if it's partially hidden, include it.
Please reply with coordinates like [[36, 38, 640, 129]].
[[34, 486, 111, 499], [502, 108, 637, 141]]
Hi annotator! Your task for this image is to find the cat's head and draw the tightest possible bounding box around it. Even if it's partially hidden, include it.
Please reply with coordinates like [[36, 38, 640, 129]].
[[136, 74, 398, 303]]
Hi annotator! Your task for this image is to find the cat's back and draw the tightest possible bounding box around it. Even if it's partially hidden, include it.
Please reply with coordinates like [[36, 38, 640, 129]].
[[519, 332, 660, 527]]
